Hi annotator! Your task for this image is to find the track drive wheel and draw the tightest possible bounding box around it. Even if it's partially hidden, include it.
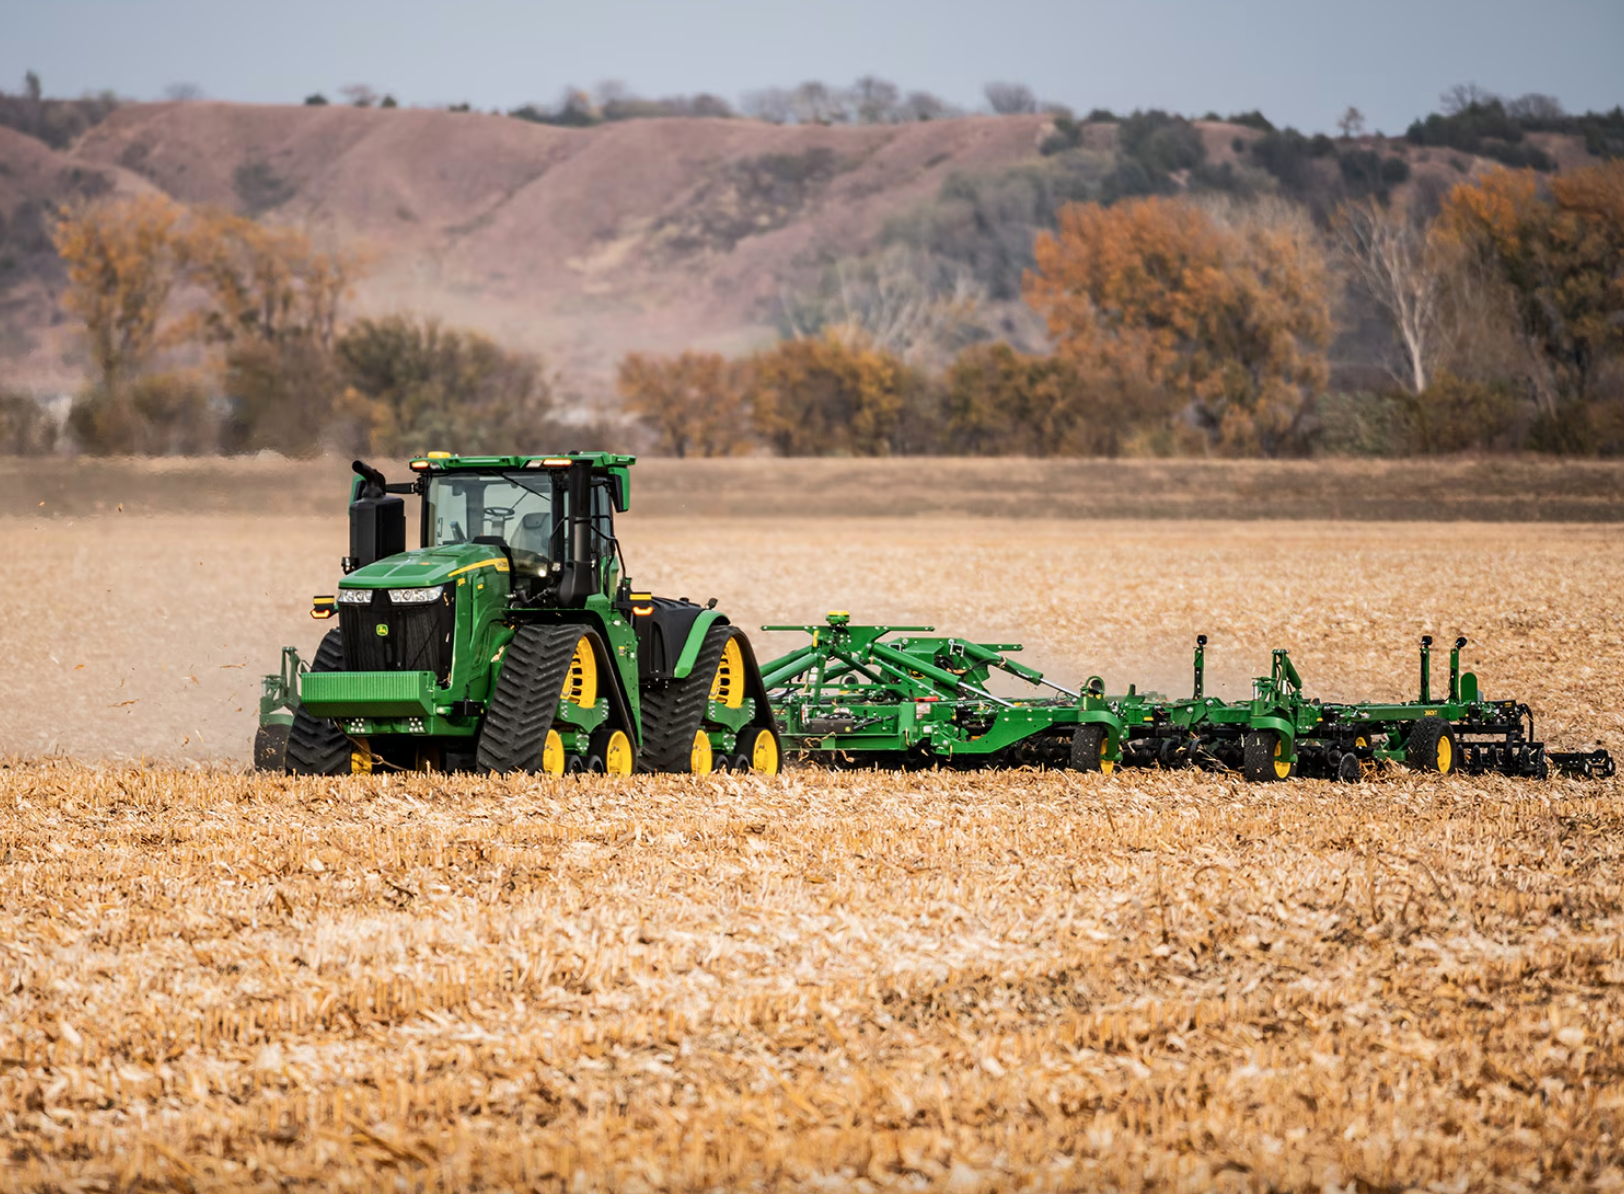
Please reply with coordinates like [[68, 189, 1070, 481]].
[[1069, 724, 1113, 774], [476, 626, 594, 775], [1405, 717, 1457, 774], [1243, 731, 1293, 782], [286, 628, 362, 775]]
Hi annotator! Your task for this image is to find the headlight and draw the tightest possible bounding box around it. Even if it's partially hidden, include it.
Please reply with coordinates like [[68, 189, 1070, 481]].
[[337, 588, 374, 605], [388, 585, 445, 605]]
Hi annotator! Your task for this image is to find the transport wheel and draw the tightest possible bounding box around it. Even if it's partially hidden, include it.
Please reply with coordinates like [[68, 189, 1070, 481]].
[[286, 628, 361, 775], [1405, 717, 1457, 774], [1243, 731, 1293, 782], [476, 626, 590, 775], [639, 624, 736, 773], [741, 725, 781, 776], [254, 722, 290, 772], [1070, 725, 1114, 774], [1335, 752, 1362, 783], [591, 727, 636, 776]]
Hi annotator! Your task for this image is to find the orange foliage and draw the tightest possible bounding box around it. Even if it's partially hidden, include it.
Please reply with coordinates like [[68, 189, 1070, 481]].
[[944, 342, 1140, 456], [181, 208, 357, 351], [748, 332, 921, 456], [616, 351, 752, 458], [1024, 197, 1332, 455], [52, 193, 185, 390], [1436, 161, 1624, 428]]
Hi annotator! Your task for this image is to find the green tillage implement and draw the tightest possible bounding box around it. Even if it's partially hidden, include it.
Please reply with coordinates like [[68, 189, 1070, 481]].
[[761, 615, 1614, 782]]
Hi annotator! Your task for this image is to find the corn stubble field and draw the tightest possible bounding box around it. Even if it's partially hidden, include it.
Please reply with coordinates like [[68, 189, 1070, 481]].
[[3, 465, 1623, 1191]]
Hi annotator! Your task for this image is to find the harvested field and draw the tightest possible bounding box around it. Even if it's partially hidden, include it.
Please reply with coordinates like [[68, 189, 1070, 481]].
[[4, 471, 1623, 1189], [1, 763, 1621, 1191]]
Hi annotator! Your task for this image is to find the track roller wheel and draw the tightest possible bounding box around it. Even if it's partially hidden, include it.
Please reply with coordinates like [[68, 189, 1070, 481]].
[[688, 730, 714, 775], [1070, 724, 1113, 774], [286, 627, 363, 775], [476, 625, 595, 775], [739, 725, 781, 775], [1405, 717, 1457, 774], [1243, 731, 1293, 782], [591, 727, 636, 776]]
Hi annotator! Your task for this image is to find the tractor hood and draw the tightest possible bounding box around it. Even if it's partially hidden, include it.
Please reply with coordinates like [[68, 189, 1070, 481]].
[[338, 543, 510, 589]]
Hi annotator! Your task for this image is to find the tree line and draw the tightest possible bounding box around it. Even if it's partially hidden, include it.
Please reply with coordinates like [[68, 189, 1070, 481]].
[[623, 159, 1624, 458], [8, 194, 558, 456]]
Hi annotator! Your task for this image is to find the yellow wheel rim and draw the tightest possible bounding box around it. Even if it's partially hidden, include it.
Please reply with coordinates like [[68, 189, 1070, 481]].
[[1273, 737, 1291, 780], [1098, 734, 1114, 776], [750, 728, 780, 775], [603, 729, 634, 776], [1437, 735, 1453, 774], [541, 729, 565, 776], [561, 637, 598, 707], [710, 636, 746, 708], [690, 730, 713, 775]]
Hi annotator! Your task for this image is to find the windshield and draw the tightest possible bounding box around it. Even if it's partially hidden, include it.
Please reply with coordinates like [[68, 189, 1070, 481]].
[[425, 472, 558, 575]]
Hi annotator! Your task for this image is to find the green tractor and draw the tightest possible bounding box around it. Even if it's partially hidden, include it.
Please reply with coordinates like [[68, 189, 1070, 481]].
[[254, 453, 780, 777]]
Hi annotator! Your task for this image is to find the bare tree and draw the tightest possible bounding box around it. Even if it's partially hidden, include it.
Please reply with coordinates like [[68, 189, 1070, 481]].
[[162, 82, 204, 102], [1332, 198, 1447, 394], [984, 81, 1036, 115], [1439, 82, 1496, 115], [900, 90, 954, 122], [781, 246, 987, 367], [791, 80, 841, 124], [741, 87, 793, 124], [1507, 92, 1565, 123], [851, 76, 901, 124], [1337, 105, 1366, 139], [340, 84, 378, 108]]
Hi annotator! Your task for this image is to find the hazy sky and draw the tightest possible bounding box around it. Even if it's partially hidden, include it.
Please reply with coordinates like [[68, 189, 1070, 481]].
[[5, 0, 1621, 134]]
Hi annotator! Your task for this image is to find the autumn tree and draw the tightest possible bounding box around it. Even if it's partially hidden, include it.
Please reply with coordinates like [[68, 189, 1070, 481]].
[[53, 193, 184, 395], [1436, 160, 1624, 449], [1024, 195, 1333, 455], [943, 342, 1139, 456], [616, 351, 752, 457], [330, 315, 555, 456], [747, 331, 922, 456]]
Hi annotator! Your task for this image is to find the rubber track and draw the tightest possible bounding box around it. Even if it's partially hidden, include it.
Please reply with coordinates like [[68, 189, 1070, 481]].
[[286, 628, 354, 775], [639, 624, 732, 773], [475, 625, 582, 775]]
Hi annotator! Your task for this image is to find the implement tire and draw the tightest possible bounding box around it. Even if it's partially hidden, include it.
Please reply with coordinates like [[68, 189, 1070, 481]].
[[476, 625, 586, 775], [253, 722, 290, 772], [286, 628, 356, 776], [1243, 730, 1292, 783], [639, 624, 735, 774], [1406, 717, 1457, 774], [1069, 724, 1113, 774]]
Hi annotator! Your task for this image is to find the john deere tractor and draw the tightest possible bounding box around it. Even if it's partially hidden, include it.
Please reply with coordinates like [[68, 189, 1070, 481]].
[[254, 453, 780, 776]]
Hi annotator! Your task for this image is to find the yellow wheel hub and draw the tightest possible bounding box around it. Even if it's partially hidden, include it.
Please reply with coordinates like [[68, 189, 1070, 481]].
[[561, 637, 598, 707], [1273, 737, 1292, 780], [710, 636, 746, 708], [603, 729, 634, 776], [541, 729, 565, 776], [689, 730, 713, 775], [1437, 735, 1453, 774], [749, 727, 780, 775]]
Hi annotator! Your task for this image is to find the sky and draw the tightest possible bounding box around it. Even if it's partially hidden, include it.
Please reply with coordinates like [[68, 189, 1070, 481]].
[[4, 0, 1621, 134]]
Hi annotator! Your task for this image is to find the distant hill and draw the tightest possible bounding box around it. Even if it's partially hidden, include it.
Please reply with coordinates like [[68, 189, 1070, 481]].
[[0, 101, 1602, 400]]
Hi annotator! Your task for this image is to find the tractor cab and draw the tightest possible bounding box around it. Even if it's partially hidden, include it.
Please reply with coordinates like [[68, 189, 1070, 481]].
[[345, 453, 633, 607]]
